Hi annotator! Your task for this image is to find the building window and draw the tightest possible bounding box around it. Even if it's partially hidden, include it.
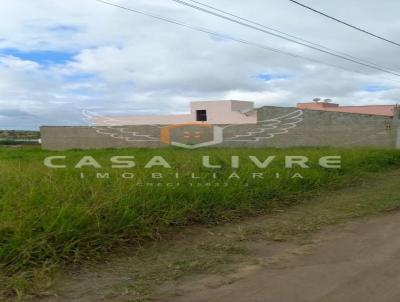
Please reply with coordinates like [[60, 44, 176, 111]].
[[196, 110, 207, 122]]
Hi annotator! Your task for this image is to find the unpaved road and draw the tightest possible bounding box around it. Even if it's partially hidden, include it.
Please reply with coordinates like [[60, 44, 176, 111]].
[[39, 170, 400, 302], [169, 211, 400, 302]]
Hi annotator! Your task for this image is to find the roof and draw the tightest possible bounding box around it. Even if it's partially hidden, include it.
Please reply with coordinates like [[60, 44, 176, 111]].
[[297, 103, 397, 117]]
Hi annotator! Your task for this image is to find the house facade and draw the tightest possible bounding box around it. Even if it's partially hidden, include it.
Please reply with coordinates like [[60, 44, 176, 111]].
[[93, 100, 257, 126], [297, 101, 397, 117]]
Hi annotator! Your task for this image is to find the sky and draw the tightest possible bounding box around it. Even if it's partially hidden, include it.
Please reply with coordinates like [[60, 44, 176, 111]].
[[0, 0, 399, 130]]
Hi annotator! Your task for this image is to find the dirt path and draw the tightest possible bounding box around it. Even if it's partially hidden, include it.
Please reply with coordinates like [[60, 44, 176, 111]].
[[168, 211, 400, 302], [39, 170, 400, 302]]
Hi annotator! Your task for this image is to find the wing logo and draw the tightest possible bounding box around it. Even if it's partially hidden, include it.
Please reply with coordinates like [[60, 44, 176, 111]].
[[82, 110, 303, 149]]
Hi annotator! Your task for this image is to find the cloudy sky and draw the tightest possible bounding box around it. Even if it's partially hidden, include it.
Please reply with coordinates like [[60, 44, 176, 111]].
[[1, 0, 399, 130]]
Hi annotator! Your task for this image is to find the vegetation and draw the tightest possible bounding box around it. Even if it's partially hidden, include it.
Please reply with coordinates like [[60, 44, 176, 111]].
[[0, 131, 39, 139], [0, 140, 39, 146], [0, 131, 40, 146], [71, 168, 400, 302], [0, 147, 400, 298]]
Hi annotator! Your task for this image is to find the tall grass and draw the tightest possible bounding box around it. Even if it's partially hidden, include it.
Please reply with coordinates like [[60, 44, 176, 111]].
[[1, 147, 400, 293]]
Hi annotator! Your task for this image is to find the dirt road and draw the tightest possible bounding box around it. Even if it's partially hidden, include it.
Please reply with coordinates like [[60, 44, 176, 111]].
[[40, 170, 400, 302], [170, 211, 400, 302]]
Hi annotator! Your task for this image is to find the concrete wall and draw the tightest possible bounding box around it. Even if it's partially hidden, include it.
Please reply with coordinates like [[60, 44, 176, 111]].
[[93, 114, 193, 126], [393, 107, 400, 149], [41, 125, 163, 150], [246, 106, 396, 148], [41, 106, 399, 150]]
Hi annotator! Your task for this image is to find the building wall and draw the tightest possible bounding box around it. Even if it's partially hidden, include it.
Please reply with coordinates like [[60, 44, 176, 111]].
[[297, 102, 339, 109], [190, 100, 257, 124], [297, 102, 396, 117], [93, 100, 257, 126], [41, 106, 399, 150]]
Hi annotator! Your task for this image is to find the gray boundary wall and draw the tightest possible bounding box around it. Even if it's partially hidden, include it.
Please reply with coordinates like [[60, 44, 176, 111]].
[[40, 106, 399, 150], [394, 106, 400, 149]]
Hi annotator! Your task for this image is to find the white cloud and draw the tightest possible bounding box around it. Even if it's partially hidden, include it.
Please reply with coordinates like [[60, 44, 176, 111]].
[[0, 0, 399, 129]]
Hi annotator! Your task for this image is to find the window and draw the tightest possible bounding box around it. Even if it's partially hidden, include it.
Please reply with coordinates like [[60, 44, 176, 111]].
[[196, 110, 207, 122]]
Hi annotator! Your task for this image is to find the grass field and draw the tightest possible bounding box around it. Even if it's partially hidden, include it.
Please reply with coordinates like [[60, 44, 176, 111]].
[[49, 168, 400, 302], [1, 147, 400, 298]]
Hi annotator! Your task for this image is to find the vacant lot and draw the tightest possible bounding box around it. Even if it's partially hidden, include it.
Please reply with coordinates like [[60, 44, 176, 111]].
[[1, 147, 400, 299], [41, 168, 400, 302]]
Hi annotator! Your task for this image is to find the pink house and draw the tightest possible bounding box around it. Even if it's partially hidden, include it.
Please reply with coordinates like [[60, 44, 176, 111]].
[[297, 101, 398, 117], [92, 99, 399, 127], [94, 100, 258, 125]]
